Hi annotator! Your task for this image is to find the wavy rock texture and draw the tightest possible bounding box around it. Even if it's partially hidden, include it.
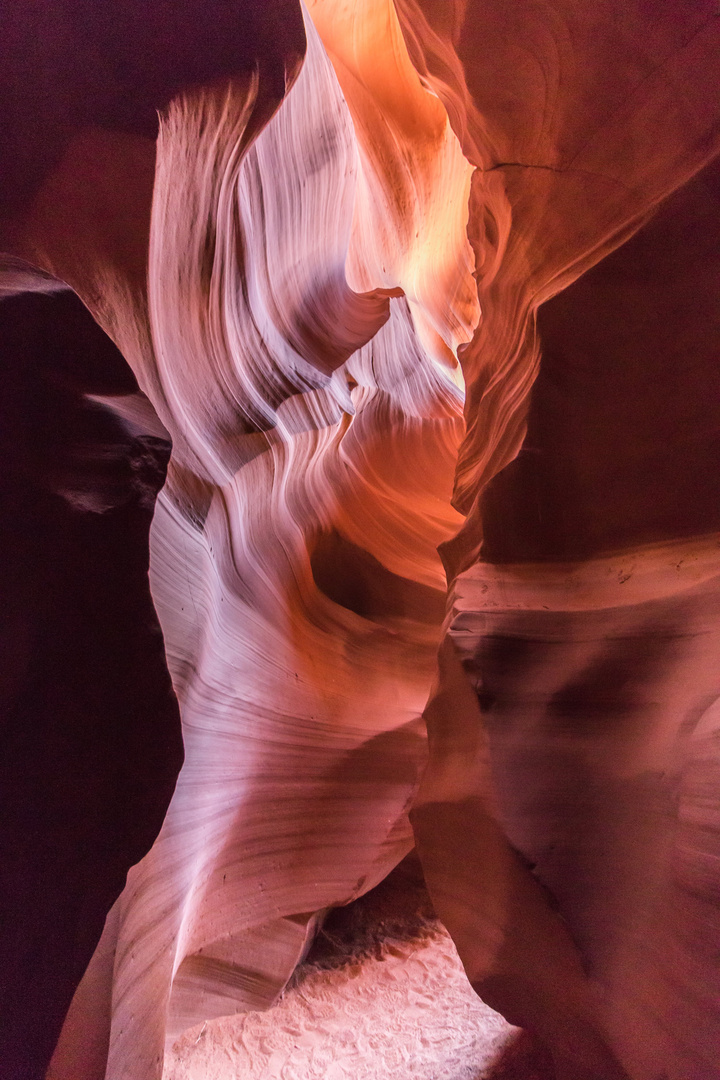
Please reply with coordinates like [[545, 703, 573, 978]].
[[439, 537, 720, 1080], [48, 8, 474, 1079], [394, 4, 720, 1079], [306, 0, 479, 378], [1, 4, 304, 1078], [393, 0, 720, 569]]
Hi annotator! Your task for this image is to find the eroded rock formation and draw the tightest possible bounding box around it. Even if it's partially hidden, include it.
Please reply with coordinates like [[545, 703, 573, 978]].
[[1, 1, 719, 1079]]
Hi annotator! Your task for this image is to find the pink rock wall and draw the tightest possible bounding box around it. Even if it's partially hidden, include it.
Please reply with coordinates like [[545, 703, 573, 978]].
[[49, 9, 476, 1078]]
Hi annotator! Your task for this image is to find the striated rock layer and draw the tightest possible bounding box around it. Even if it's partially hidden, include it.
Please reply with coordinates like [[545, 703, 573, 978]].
[[48, 7, 475, 1079], [0, 3, 305, 1077], [399, 3, 720, 1079]]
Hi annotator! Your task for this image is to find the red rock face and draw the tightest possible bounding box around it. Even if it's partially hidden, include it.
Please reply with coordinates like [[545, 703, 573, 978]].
[[402, 5, 720, 1078], [1, 2, 719, 1079]]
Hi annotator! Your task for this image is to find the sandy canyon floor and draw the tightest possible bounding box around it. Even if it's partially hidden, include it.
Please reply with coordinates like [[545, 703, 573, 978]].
[[164, 857, 555, 1080]]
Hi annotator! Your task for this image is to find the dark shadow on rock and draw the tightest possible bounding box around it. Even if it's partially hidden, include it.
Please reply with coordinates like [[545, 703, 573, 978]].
[[0, 291, 183, 1080]]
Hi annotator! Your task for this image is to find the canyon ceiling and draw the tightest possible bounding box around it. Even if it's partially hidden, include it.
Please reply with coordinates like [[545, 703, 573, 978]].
[[1, 1, 719, 1079]]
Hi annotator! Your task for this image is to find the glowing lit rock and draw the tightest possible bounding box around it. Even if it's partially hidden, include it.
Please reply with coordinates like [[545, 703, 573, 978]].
[[50, 8, 475, 1078]]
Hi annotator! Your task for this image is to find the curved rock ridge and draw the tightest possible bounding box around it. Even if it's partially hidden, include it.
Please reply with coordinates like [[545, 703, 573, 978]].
[[1, 4, 305, 1075], [385, 5, 720, 1078], [391, 0, 720, 572], [49, 9, 474, 1079], [307, 0, 480, 380], [440, 536, 720, 1080]]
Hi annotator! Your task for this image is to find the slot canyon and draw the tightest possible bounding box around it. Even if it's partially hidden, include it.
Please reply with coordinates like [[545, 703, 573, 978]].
[[1, 1, 719, 1078]]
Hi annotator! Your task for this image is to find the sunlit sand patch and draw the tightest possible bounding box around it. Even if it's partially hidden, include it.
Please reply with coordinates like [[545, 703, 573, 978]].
[[164, 925, 516, 1080]]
